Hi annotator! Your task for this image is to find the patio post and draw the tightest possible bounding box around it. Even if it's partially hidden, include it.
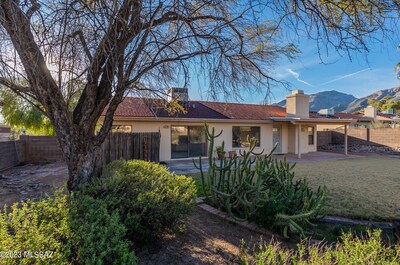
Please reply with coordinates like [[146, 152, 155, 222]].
[[297, 124, 301, 159], [344, 124, 348, 155]]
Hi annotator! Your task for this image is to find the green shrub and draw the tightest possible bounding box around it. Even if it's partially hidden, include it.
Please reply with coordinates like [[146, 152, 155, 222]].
[[69, 193, 137, 265], [0, 192, 72, 265], [0, 191, 137, 265], [241, 230, 400, 265], [82, 159, 196, 244]]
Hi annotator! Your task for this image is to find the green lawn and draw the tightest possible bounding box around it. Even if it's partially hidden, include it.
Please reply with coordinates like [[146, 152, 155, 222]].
[[189, 156, 400, 221]]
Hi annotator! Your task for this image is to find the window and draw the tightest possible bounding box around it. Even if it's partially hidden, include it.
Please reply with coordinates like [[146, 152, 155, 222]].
[[232, 126, 260, 147], [111, 125, 132, 133], [308, 126, 314, 145]]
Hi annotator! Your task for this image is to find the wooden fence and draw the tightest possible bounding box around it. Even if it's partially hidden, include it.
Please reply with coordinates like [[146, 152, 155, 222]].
[[0, 132, 160, 171], [99, 132, 160, 166]]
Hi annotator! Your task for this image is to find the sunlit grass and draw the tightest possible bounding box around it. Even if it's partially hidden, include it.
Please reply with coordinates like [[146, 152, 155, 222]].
[[188, 156, 400, 221]]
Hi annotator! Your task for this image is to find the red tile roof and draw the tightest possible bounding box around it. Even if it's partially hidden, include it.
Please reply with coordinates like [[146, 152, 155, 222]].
[[106, 98, 154, 117], [199, 101, 286, 120], [106, 97, 287, 120]]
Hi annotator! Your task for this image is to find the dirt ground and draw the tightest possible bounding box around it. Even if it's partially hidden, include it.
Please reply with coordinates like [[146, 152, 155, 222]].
[[0, 162, 68, 208], [137, 207, 292, 265]]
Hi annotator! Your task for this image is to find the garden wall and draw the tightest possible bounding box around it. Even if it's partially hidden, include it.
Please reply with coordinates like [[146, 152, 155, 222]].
[[0, 132, 160, 171], [318, 128, 400, 149]]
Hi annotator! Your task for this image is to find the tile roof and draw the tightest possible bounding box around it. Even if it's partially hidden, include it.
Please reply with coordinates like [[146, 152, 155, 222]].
[[106, 97, 287, 120], [309, 112, 373, 121], [199, 101, 286, 120]]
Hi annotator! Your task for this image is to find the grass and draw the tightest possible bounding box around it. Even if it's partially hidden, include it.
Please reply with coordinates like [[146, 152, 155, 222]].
[[188, 156, 400, 221], [293, 156, 400, 221]]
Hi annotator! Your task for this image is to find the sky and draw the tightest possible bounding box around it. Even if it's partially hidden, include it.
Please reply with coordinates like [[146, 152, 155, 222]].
[[189, 35, 400, 105]]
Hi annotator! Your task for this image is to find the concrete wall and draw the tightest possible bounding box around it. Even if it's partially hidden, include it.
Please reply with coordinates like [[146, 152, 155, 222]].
[[21, 135, 64, 162], [0, 141, 24, 170], [318, 128, 400, 149]]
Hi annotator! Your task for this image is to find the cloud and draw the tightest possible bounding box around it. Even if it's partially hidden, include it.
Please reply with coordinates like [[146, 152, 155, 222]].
[[286, 68, 314, 87], [320, 68, 371, 85]]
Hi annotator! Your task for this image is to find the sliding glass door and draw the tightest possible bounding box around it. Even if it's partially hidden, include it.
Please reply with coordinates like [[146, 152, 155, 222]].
[[171, 126, 206, 159]]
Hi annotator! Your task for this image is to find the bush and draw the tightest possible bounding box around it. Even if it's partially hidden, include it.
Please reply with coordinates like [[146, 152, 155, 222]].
[[0, 191, 137, 265], [241, 230, 400, 265], [82, 160, 196, 244], [69, 194, 137, 265]]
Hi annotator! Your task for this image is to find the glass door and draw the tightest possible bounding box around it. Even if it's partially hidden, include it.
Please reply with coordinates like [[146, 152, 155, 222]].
[[189, 126, 207, 157], [171, 126, 206, 158], [272, 126, 282, 153], [171, 126, 188, 159]]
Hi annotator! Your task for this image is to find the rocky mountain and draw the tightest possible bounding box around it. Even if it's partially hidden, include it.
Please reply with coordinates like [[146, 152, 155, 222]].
[[276, 90, 357, 112], [344, 86, 400, 113]]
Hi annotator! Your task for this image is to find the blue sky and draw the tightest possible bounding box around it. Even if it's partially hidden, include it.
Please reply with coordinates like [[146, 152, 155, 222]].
[[189, 37, 400, 104]]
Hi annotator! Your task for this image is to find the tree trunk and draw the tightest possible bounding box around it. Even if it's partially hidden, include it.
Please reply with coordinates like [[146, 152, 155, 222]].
[[63, 140, 102, 191]]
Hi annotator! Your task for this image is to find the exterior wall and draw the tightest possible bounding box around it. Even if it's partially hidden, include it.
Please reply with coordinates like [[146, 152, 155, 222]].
[[317, 124, 345, 131], [20, 136, 64, 162], [112, 120, 287, 160], [287, 124, 317, 155], [326, 128, 400, 150], [0, 141, 23, 170], [112, 119, 316, 161]]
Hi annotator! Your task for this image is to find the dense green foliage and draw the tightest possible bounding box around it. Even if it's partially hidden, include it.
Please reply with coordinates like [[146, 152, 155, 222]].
[[241, 230, 400, 264], [367, 95, 400, 113], [82, 160, 196, 244], [0, 191, 137, 265], [194, 124, 327, 239], [0, 90, 55, 136]]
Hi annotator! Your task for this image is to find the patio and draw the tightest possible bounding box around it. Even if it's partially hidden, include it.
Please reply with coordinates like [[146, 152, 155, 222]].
[[165, 151, 365, 174]]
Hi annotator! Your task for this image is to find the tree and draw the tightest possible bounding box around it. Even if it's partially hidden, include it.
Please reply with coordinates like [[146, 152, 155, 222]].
[[0, 1, 398, 190], [368, 95, 400, 112]]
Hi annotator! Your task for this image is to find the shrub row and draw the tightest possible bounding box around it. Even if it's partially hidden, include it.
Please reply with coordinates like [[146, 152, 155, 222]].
[[0, 160, 196, 264], [241, 230, 400, 265]]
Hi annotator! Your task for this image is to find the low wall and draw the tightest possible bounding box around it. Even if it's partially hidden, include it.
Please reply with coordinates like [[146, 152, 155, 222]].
[[0, 140, 24, 170], [21, 135, 63, 163], [318, 128, 400, 149]]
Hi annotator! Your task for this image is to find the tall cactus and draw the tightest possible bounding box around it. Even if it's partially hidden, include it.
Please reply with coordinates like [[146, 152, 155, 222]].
[[193, 123, 327, 238]]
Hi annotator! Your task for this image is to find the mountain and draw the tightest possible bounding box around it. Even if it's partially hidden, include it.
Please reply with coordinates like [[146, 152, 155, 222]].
[[344, 86, 400, 113], [276, 90, 357, 112]]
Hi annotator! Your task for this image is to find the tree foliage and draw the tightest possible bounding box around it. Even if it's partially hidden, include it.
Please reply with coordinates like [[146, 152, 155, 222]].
[[367, 95, 400, 112]]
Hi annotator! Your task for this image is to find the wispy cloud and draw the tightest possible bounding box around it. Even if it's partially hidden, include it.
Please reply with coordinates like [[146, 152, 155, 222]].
[[320, 68, 371, 85], [286, 68, 314, 87]]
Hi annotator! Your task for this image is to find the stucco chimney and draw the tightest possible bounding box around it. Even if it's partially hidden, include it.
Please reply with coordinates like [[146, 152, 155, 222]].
[[285, 90, 310, 118], [364, 106, 376, 119], [167, 87, 189, 102]]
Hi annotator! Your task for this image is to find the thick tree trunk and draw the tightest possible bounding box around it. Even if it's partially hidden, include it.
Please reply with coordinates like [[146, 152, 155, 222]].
[[62, 139, 102, 191]]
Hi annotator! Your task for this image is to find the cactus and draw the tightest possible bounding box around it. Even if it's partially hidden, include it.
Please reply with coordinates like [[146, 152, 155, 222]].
[[193, 123, 327, 238]]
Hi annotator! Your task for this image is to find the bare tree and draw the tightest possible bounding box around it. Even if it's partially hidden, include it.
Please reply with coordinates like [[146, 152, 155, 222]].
[[0, 0, 398, 190]]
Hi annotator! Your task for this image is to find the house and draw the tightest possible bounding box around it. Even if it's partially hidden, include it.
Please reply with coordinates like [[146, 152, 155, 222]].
[[0, 125, 10, 141], [315, 110, 374, 130], [101, 89, 353, 161]]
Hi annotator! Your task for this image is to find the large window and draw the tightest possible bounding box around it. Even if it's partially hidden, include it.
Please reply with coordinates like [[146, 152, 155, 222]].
[[232, 126, 260, 147], [308, 126, 314, 145], [111, 125, 132, 133]]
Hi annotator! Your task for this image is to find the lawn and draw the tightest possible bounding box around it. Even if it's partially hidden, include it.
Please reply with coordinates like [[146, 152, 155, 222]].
[[189, 156, 400, 221], [293, 156, 400, 221]]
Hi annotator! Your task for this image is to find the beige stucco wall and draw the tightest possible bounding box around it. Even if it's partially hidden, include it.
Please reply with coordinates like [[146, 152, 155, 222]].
[[111, 119, 297, 161], [287, 124, 317, 154]]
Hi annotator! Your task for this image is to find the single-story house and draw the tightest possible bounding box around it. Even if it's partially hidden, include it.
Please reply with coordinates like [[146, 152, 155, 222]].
[[0, 125, 10, 141], [100, 89, 353, 161]]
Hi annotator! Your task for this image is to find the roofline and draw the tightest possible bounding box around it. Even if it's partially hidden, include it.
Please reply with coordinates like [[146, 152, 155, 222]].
[[100, 116, 275, 123], [271, 117, 354, 124]]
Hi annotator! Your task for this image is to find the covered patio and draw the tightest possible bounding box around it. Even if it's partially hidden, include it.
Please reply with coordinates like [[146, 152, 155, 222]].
[[272, 118, 354, 159], [166, 151, 363, 174]]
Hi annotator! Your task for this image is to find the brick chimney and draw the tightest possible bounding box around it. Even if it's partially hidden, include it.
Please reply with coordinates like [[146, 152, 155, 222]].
[[285, 90, 310, 118]]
